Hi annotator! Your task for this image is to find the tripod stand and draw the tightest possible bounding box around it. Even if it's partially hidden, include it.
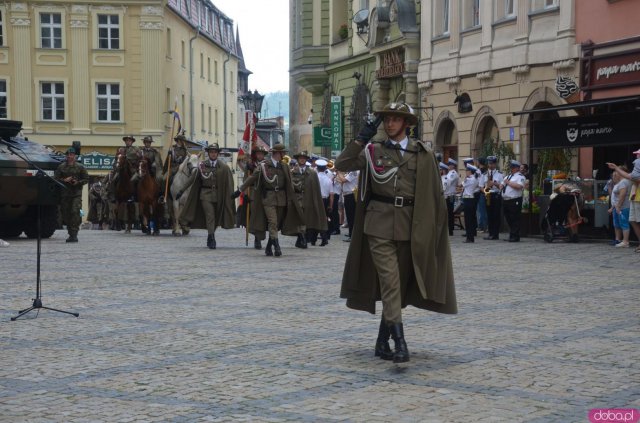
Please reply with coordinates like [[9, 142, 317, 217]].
[[9, 170, 79, 321]]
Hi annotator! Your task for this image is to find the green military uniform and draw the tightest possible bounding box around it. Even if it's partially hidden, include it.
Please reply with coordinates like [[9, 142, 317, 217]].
[[181, 144, 236, 249], [164, 138, 188, 180], [241, 159, 286, 239], [335, 102, 457, 364], [136, 136, 163, 185], [291, 153, 327, 248], [55, 148, 89, 242]]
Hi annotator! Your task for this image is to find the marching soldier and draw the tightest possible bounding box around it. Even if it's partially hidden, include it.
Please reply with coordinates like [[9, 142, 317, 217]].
[[291, 150, 327, 249], [243, 145, 269, 249], [232, 143, 303, 257], [443, 158, 459, 236], [55, 147, 89, 242], [480, 156, 504, 240], [180, 143, 236, 249], [335, 102, 457, 363]]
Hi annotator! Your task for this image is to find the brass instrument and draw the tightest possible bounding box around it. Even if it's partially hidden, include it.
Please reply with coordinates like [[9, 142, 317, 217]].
[[282, 154, 291, 165], [484, 171, 494, 206]]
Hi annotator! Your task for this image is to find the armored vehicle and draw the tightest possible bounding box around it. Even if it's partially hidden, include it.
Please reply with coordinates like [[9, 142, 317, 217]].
[[0, 120, 63, 238]]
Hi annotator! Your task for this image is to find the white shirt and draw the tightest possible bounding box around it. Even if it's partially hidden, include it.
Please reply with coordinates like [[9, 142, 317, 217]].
[[317, 171, 334, 198], [479, 168, 504, 193], [443, 169, 459, 197], [502, 171, 526, 199], [271, 158, 280, 167], [342, 171, 359, 195], [388, 137, 409, 157], [462, 175, 480, 197]]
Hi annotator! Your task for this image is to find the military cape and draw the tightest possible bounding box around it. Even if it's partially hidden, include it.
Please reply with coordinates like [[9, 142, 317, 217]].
[[298, 167, 328, 232], [180, 161, 236, 230], [338, 140, 457, 315]]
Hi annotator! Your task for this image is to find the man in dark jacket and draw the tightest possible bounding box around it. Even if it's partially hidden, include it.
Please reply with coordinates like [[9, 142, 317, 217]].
[[335, 103, 457, 363], [291, 150, 327, 248]]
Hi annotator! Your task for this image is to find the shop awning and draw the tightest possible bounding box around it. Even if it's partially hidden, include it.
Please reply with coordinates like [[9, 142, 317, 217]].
[[513, 95, 640, 116]]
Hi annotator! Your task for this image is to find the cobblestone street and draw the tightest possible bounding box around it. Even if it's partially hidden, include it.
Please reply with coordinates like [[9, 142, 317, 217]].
[[1, 228, 638, 422]]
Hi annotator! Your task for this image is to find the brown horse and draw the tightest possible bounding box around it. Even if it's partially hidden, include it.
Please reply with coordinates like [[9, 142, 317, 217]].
[[114, 148, 137, 233], [137, 157, 163, 235]]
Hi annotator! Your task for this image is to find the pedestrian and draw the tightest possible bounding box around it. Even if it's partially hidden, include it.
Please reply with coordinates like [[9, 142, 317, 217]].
[[335, 102, 457, 363], [55, 147, 89, 242], [290, 150, 327, 249], [180, 143, 236, 249], [480, 156, 504, 240], [501, 160, 526, 242], [315, 159, 334, 246], [462, 164, 480, 243], [232, 143, 303, 257], [443, 158, 459, 236], [607, 148, 640, 252], [608, 167, 632, 248]]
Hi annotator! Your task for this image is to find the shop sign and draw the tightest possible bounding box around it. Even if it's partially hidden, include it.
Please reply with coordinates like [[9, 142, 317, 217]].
[[330, 96, 343, 154], [78, 151, 115, 170], [313, 126, 332, 147], [581, 48, 640, 91], [532, 111, 640, 149], [377, 48, 405, 79]]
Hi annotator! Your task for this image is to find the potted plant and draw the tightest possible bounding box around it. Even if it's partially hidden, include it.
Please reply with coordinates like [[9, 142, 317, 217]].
[[339, 24, 348, 40]]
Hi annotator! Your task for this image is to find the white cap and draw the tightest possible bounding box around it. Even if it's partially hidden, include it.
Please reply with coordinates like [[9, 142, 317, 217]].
[[316, 159, 328, 167]]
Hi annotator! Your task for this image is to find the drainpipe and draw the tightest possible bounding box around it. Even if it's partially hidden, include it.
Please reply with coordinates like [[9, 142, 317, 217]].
[[223, 50, 231, 148], [189, 27, 201, 142]]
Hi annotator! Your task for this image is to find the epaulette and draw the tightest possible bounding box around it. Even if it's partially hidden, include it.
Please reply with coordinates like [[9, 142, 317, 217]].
[[416, 140, 432, 152]]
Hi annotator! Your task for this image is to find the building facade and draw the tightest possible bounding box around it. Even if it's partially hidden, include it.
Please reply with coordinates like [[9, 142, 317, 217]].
[[0, 0, 241, 211]]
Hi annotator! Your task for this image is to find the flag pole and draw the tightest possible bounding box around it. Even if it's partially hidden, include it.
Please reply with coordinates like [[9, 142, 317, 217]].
[[163, 112, 177, 203], [245, 188, 250, 246]]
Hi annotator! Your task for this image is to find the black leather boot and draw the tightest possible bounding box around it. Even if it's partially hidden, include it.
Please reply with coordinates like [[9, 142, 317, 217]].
[[295, 234, 302, 248], [208, 234, 216, 249], [273, 238, 282, 257], [388, 323, 410, 363], [66, 232, 78, 243], [299, 233, 307, 249], [254, 238, 262, 249], [265, 238, 273, 256], [374, 318, 393, 360]]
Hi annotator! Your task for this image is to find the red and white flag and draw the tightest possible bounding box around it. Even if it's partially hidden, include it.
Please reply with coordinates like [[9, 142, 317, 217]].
[[238, 111, 258, 159]]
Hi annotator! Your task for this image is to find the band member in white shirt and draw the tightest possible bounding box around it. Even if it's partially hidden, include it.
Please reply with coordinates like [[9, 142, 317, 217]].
[[439, 162, 449, 190], [462, 164, 480, 243], [315, 159, 334, 246], [443, 158, 459, 236], [480, 156, 504, 240], [500, 160, 527, 242], [340, 170, 359, 240]]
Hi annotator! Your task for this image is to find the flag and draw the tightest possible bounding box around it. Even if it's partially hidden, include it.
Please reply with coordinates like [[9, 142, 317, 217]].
[[172, 109, 182, 137], [238, 111, 258, 159]]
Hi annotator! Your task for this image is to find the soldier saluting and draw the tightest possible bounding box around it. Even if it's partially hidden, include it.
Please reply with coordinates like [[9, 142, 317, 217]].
[[335, 102, 457, 363], [55, 147, 89, 242]]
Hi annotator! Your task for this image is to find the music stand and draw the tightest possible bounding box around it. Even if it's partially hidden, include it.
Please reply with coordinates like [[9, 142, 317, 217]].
[[6, 145, 79, 321]]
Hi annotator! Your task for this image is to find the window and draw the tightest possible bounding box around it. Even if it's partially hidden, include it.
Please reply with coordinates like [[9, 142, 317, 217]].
[[201, 103, 205, 133], [230, 71, 234, 92], [97, 14, 119, 49], [40, 13, 62, 48], [214, 109, 219, 135], [0, 11, 4, 46], [434, 0, 450, 36], [462, 0, 480, 29], [359, 0, 369, 9], [505, 0, 515, 16], [208, 106, 212, 133], [181, 40, 186, 67], [207, 57, 211, 81], [214, 60, 219, 83], [96, 83, 120, 122], [230, 112, 234, 134], [41, 82, 64, 121], [0, 80, 7, 118], [531, 0, 557, 11], [200, 52, 204, 78], [166, 28, 172, 58]]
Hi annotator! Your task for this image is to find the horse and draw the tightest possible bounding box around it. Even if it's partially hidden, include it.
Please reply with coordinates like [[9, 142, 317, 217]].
[[137, 157, 163, 235], [113, 148, 137, 233], [169, 154, 199, 236]]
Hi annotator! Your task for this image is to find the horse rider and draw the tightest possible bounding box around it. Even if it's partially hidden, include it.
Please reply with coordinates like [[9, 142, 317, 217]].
[[181, 143, 236, 249], [112, 135, 140, 187], [335, 101, 457, 363], [136, 136, 164, 186], [291, 150, 327, 249], [55, 147, 89, 242], [232, 143, 303, 257], [164, 133, 189, 183]]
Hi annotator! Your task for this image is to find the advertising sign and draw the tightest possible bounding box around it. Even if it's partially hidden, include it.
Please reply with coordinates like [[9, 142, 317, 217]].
[[78, 151, 114, 170], [313, 126, 332, 147], [331, 96, 343, 155]]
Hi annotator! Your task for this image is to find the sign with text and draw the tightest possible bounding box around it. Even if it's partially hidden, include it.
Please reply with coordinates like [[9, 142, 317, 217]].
[[581, 47, 640, 91], [377, 48, 405, 79], [532, 111, 640, 149], [330, 96, 343, 153], [313, 126, 332, 147], [78, 151, 114, 170]]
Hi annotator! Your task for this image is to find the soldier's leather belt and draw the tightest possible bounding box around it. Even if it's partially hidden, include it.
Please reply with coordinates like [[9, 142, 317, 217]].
[[370, 193, 415, 207], [264, 187, 282, 191]]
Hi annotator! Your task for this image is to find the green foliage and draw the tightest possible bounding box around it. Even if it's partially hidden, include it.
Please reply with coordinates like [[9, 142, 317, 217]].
[[535, 148, 575, 190], [339, 24, 348, 39], [480, 137, 515, 172]]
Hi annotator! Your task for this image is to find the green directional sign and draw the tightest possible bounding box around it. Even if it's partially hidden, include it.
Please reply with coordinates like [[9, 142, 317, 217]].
[[331, 96, 343, 157], [313, 126, 332, 147]]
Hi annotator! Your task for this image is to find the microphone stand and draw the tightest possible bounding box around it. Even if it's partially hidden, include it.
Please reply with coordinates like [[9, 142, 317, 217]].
[[2, 141, 79, 321]]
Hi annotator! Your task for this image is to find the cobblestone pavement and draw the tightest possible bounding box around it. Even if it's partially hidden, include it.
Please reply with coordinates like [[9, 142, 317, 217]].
[[1, 227, 638, 422]]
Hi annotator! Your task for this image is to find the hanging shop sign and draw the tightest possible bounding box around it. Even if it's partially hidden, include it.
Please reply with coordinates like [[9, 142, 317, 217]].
[[581, 45, 640, 92], [377, 48, 405, 79], [313, 126, 332, 147], [330, 96, 343, 156], [532, 110, 640, 149], [78, 151, 114, 170]]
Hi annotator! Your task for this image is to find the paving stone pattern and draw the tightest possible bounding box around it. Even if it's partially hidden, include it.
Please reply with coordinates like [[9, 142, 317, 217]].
[[1, 228, 638, 422]]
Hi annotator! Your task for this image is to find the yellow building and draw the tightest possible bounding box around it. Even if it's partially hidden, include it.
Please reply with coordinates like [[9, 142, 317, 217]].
[[0, 0, 241, 210]]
